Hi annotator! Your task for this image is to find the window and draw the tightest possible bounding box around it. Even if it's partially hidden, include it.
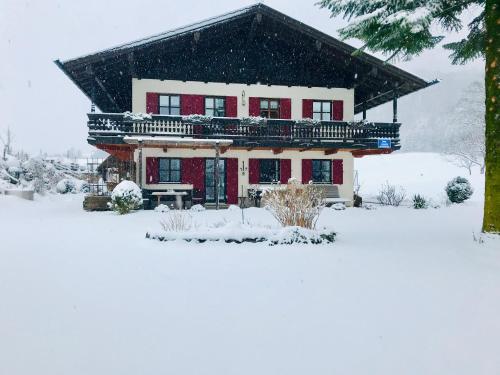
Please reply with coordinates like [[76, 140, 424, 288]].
[[205, 97, 226, 117], [260, 159, 280, 183], [312, 160, 331, 184], [260, 99, 280, 118], [313, 101, 331, 121], [159, 95, 180, 115], [159, 158, 181, 183]]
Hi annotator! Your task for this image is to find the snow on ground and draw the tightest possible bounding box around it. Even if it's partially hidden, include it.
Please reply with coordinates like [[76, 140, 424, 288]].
[[0, 153, 499, 375], [356, 152, 485, 203]]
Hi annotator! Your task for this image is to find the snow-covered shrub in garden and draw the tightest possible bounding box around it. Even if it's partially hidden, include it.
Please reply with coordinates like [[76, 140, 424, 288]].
[[262, 178, 325, 229], [154, 204, 170, 213], [331, 203, 346, 210], [109, 180, 142, 214], [445, 176, 473, 203], [56, 178, 77, 194], [228, 204, 240, 211], [190, 204, 206, 212], [376, 181, 406, 206], [160, 210, 192, 232], [412, 194, 428, 209]]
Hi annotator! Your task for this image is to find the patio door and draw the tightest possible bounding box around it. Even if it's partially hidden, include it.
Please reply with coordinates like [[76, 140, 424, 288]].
[[205, 159, 226, 203]]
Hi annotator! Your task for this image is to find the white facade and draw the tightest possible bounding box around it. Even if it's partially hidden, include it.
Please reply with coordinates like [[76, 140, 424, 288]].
[[132, 79, 355, 121], [131, 78, 356, 204], [134, 147, 354, 203]]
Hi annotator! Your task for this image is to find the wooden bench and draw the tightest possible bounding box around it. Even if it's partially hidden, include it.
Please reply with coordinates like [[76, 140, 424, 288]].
[[318, 185, 351, 205]]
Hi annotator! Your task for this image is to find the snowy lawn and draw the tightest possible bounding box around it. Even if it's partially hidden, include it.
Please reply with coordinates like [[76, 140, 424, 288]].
[[1, 153, 499, 375]]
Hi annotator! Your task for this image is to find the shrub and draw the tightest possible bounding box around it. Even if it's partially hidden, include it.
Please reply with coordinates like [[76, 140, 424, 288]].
[[109, 180, 142, 214], [262, 178, 325, 229], [160, 211, 192, 232], [412, 194, 428, 209], [445, 176, 473, 203], [56, 178, 77, 194], [376, 181, 406, 206]]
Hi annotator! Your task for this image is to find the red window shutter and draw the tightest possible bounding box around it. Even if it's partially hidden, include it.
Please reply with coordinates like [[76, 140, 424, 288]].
[[225, 96, 238, 117], [332, 159, 344, 185], [191, 158, 205, 197], [249, 97, 260, 117], [280, 98, 292, 119], [302, 159, 312, 184], [302, 99, 313, 119], [181, 158, 192, 184], [332, 100, 344, 121], [226, 158, 239, 204], [249, 158, 260, 184], [181, 95, 205, 115], [146, 93, 159, 114], [280, 159, 291, 184], [146, 157, 159, 184]]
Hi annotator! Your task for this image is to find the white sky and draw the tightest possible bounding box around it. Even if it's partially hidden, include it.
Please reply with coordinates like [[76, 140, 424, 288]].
[[0, 0, 484, 155]]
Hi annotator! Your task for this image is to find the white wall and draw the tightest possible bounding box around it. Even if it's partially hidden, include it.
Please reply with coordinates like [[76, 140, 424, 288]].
[[135, 147, 354, 203], [132, 79, 355, 121]]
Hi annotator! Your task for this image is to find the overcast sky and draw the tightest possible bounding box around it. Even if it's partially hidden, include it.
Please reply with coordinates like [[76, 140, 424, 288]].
[[0, 0, 484, 155]]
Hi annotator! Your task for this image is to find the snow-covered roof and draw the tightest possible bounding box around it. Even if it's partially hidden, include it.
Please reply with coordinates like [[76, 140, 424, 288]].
[[55, 3, 435, 114]]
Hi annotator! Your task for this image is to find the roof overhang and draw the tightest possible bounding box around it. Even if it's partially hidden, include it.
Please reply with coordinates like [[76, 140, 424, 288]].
[[55, 3, 436, 114]]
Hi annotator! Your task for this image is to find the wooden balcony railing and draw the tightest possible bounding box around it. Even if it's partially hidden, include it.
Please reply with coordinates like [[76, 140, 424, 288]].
[[87, 113, 401, 150]]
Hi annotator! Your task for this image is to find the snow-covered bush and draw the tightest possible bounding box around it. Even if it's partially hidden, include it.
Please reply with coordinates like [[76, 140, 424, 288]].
[[412, 194, 428, 209], [240, 116, 266, 126], [228, 205, 240, 211], [182, 114, 213, 123], [190, 204, 206, 212], [123, 111, 152, 121], [445, 177, 473, 203], [295, 118, 321, 126], [77, 181, 90, 193], [262, 179, 325, 229], [109, 180, 143, 214], [331, 203, 346, 210], [154, 204, 171, 213], [160, 211, 192, 232], [56, 178, 77, 194], [376, 182, 406, 206]]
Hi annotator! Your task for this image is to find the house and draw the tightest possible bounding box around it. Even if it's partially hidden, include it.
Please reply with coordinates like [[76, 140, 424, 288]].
[[55, 3, 435, 208]]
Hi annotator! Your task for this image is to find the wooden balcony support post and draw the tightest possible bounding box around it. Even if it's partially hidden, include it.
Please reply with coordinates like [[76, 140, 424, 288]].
[[392, 89, 398, 123], [214, 141, 220, 210], [362, 101, 367, 121]]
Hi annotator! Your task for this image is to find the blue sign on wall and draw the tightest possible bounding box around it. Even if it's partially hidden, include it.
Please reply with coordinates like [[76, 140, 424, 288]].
[[378, 138, 392, 149]]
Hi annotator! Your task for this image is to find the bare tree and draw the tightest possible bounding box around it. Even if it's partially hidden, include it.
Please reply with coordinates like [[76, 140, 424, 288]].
[[0, 127, 14, 160], [445, 81, 486, 174]]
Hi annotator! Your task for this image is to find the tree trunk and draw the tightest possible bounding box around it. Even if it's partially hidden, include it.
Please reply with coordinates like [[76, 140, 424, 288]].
[[482, 0, 500, 233]]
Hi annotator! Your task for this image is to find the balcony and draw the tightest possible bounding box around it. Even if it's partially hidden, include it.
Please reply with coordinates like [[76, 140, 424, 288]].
[[87, 113, 400, 151]]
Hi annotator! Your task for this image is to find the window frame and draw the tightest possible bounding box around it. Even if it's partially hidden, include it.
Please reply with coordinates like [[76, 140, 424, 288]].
[[158, 94, 181, 116], [205, 96, 226, 117], [260, 98, 280, 119], [312, 100, 332, 121], [259, 159, 281, 184], [312, 159, 332, 184], [158, 158, 182, 183]]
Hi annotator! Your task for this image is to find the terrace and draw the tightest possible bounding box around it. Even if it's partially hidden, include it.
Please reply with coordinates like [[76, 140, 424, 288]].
[[87, 113, 400, 151]]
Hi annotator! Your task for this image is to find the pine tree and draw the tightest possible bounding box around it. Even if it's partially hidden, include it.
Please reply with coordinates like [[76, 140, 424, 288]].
[[318, 0, 499, 233]]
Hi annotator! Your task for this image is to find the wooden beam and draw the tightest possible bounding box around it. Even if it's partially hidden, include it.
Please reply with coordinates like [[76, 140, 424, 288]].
[[272, 148, 283, 155], [220, 146, 229, 154], [324, 149, 338, 155]]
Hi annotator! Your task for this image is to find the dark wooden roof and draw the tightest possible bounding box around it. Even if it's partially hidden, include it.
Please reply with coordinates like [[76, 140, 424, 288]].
[[55, 3, 436, 114]]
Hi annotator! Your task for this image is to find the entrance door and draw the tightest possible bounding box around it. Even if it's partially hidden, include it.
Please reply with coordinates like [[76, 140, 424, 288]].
[[205, 159, 226, 203]]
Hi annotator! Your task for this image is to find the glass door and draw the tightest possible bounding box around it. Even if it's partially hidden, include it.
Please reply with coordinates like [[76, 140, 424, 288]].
[[205, 159, 226, 203]]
